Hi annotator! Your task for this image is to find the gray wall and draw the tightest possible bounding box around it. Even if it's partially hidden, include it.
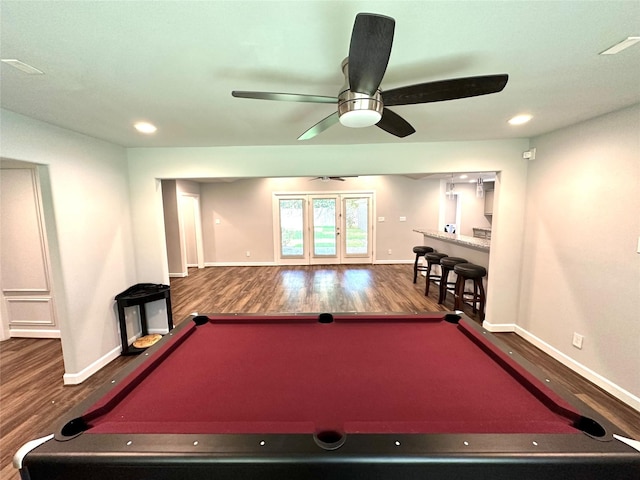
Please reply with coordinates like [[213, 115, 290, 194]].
[[519, 104, 640, 405], [197, 175, 444, 264]]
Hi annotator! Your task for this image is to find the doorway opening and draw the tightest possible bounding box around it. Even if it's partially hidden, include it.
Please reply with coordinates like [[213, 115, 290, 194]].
[[274, 192, 374, 265]]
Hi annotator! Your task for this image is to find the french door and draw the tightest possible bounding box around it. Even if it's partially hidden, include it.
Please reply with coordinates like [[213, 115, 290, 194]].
[[275, 193, 373, 265]]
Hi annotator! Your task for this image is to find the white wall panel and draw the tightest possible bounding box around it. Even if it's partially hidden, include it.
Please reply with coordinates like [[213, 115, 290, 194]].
[[5, 297, 55, 327], [1, 169, 50, 292]]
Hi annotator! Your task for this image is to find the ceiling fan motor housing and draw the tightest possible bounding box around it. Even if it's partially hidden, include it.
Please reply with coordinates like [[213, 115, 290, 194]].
[[338, 58, 383, 128], [338, 90, 383, 128]]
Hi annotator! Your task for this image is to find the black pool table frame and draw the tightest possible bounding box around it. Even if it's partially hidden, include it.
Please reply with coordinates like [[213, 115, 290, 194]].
[[14, 312, 640, 480]]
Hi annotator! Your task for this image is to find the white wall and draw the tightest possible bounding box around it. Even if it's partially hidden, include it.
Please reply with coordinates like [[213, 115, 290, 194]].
[[162, 179, 203, 276], [176, 180, 203, 269], [0, 264, 10, 340], [0, 109, 137, 382], [0, 167, 59, 336], [519, 104, 640, 408], [451, 181, 493, 236], [161, 180, 182, 275]]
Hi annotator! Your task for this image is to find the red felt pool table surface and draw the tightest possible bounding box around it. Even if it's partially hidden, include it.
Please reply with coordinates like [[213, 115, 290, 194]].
[[85, 314, 579, 435]]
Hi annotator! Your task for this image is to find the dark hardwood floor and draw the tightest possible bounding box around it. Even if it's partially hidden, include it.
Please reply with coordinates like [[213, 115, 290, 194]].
[[169, 264, 448, 319], [1, 264, 639, 479]]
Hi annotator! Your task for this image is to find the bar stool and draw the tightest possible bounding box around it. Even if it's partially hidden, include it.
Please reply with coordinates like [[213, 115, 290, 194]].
[[412, 246, 434, 283], [438, 257, 468, 305], [453, 263, 487, 321], [424, 252, 448, 296]]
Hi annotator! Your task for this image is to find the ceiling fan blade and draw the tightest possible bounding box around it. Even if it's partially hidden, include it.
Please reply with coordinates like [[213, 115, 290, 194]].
[[232, 91, 338, 104], [298, 112, 340, 140], [376, 108, 416, 138], [382, 74, 509, 106], [310, 176, 350, 182], [348, 13, 395, 95]]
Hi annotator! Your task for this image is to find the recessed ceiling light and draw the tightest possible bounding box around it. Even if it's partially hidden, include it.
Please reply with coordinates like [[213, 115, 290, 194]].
[[1, 59, 44, 75], [459, 174, 468, 179], [134, 122, 157, 134], [600, 37, 640, 55], [508, 114, 532, 125]]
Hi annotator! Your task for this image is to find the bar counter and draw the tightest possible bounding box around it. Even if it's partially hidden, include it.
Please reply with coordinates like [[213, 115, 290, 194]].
[[413, 229, 490, 269]]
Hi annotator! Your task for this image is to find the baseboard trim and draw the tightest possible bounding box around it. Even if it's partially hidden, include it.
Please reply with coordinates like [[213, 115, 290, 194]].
[[201, 261, 414, 267], [513, 325, 640, 412], [374, 260, 414, 264], [9, 328, 61, 339], [482, 321, 516, 333], [204, 261, 277, 267], [63, 345, 121, 385], [169, 271, 188, 278]]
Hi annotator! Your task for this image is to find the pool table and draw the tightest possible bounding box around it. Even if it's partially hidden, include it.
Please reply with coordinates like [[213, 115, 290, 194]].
[[15, 312, 640, 479]]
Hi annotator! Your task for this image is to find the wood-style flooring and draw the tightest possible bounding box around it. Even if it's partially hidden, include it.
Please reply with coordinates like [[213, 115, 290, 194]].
[[1, 264, 639, 479]]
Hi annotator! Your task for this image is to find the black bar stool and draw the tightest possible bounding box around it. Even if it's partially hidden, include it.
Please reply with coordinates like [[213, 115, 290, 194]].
[[424, 252, 448, 296], [412, 246, 434, 283], [453, 263, 487, 321], [438, 257, 468, 305]]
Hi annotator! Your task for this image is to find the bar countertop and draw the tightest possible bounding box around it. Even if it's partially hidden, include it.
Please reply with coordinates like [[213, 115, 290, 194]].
[[413, 229, 490, 252]]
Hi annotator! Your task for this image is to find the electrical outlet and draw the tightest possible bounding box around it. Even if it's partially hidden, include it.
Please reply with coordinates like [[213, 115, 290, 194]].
[[572, 333, 584, 349], [387, 249, 392, 255], [378, 216, 385, 222], [399, 216, 407, 222], [246, 251, 251, 257]]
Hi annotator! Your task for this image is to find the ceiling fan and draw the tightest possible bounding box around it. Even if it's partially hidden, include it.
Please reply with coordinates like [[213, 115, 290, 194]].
[[232, 13, 508, 141], [310, 176, 355, 182]]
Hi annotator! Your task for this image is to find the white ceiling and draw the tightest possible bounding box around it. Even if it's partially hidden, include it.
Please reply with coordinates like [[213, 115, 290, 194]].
[[1, 1, 639, 148]]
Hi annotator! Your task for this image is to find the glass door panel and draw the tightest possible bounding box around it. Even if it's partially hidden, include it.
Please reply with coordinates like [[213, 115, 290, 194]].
[[310, 196, 340, 264], [312, 198, 337, 256], [342, 195, 372, 262], [279, 198, 305, 258]]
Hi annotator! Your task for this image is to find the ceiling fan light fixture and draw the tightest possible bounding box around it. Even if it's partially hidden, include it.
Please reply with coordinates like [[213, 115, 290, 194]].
[[339, 109, 382, 128], [338, 90, 383, 128]]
